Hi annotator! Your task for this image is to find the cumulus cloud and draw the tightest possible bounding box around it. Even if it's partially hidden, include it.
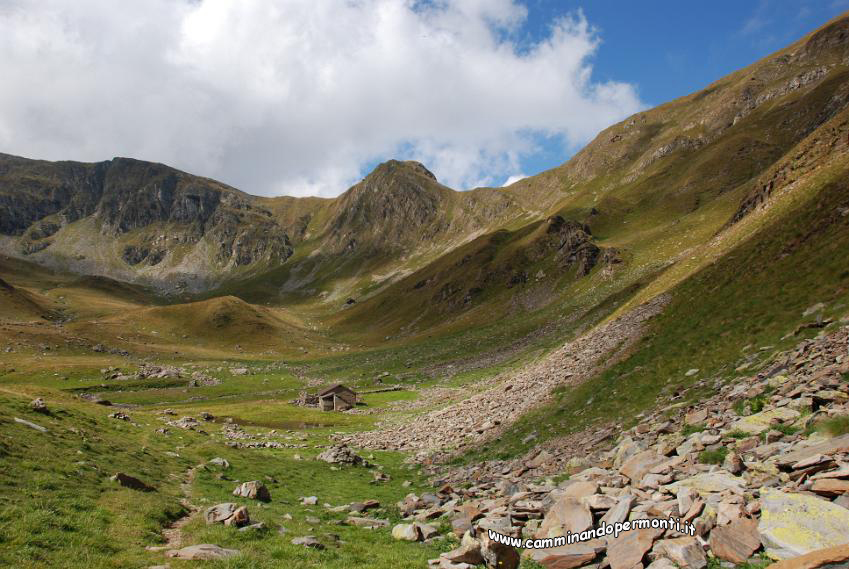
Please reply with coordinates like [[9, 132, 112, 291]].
[[0, 0, 643, 196]]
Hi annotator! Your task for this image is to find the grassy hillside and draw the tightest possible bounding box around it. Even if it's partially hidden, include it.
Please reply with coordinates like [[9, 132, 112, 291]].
[[466, 152, 849, 463], [0, 380, 453, 569]]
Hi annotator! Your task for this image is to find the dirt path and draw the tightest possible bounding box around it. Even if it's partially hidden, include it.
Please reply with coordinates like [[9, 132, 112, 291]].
[[159, 463, 202, 549]]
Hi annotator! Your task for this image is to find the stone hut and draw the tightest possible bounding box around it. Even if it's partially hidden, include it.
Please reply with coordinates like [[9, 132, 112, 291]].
[[318, 384, 357, 411]]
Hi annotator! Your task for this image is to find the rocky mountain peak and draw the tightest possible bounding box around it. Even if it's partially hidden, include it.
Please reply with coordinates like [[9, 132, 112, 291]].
[[366, 159, 438, 184]]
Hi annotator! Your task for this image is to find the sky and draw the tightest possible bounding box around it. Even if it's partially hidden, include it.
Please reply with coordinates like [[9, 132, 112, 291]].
[[0, 1, 847, 197]]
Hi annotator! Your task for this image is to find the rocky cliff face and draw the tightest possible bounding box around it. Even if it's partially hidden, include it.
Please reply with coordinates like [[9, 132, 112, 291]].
[[0, 155, 293, 290]]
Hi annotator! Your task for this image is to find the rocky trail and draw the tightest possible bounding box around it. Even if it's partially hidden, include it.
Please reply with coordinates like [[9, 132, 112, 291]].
[[345, 295, 669, 457]]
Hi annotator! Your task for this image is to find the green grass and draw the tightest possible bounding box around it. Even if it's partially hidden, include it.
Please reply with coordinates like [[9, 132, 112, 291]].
[[771, 424, 801, 436], [176, 444, 453, 569], [0, 390, 189, 568], [0, 383, 461, 569], [682, 423, 707, 436], [698, 447, 729, 465], [817, 415, 849, 437], [725, 429, 751, 440]]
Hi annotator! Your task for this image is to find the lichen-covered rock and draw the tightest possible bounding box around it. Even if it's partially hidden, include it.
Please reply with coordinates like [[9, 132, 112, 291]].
[[731, 408, 800, 435], [391, 523, 420, 541], [759, 488, 849, 559]]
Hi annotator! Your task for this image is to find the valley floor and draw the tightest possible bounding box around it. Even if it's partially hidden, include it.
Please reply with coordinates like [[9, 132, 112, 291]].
[[2, 289, 849, 569]]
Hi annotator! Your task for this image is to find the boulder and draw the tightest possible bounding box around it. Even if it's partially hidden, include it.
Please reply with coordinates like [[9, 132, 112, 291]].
[[239, 522, 266, 532], [291, 536, 325, 549], [810, 479, 849, 497], [346, 516, 389, 529], [13, 417, 47, 432], [537, 496, 593, 538], [30, 398, 48, 413], [527, 541, 599, 569], [723, 451, 745, 475], [607, 527, 662, 569], [646, 559, 678, 569], [205, 503, 250, 527], [392, 523, 421, 541], [653, 536, 707, 569], [416, 522, 439, 540], [441, 543, 483, 566], [600, 493, 635, 525], [560, 480, 599, 498], [316, 444, 366, 466], [528, 450, 555, 468], [709, 518, 762, 564], [665, 471, 745, 496], [763, 544, 849, 569], [349, 499, 380, 512], [232, 481, 271, 502], [620, 451, 667, 483], [677, 487, 699, 517], [775, 435, 849, 469], [582, 494, 617, 510], [452, 516, 473, 538], [731, 408, 800, 435], [166, 544, 240, 560], [480, 531, 520, 569], [759, 488, 849, 559], [716, 501, 746, 526], [111, 472, 154, 492], [208, 457, 230, 468], [685, 409, 708, 425]]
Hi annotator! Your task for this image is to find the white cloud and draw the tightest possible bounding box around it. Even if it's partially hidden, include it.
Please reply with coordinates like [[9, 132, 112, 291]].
[[502, 173, 528, 186], [0, 0, 643, 197]]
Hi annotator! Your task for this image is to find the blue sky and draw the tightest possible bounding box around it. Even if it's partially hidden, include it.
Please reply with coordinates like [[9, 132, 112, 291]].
[[512, 0, 849, 180]]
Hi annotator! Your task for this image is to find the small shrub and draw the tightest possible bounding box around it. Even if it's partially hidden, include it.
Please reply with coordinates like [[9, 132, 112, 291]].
[[748, 395, 767, 413], [733, 394, 768, 416], [682, 423, 707, 436], [698, 447, 729, 465], [551, 473, 570, 485], [725, 429, 750, 439], [732, 399, 747, 415], [818, 415, 849, 437], [772, 423, 801, 436]]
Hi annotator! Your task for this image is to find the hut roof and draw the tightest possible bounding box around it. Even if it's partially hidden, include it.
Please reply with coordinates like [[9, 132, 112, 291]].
[[318, 383, 356, 397]]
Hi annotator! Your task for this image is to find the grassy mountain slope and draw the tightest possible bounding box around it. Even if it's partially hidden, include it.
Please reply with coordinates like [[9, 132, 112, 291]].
[[467, 114, 849, 462], [2, 12, 847, 384]]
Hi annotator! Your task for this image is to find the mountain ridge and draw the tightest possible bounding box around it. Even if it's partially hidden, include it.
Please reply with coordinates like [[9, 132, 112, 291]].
[[1, 11, 848, 332]]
